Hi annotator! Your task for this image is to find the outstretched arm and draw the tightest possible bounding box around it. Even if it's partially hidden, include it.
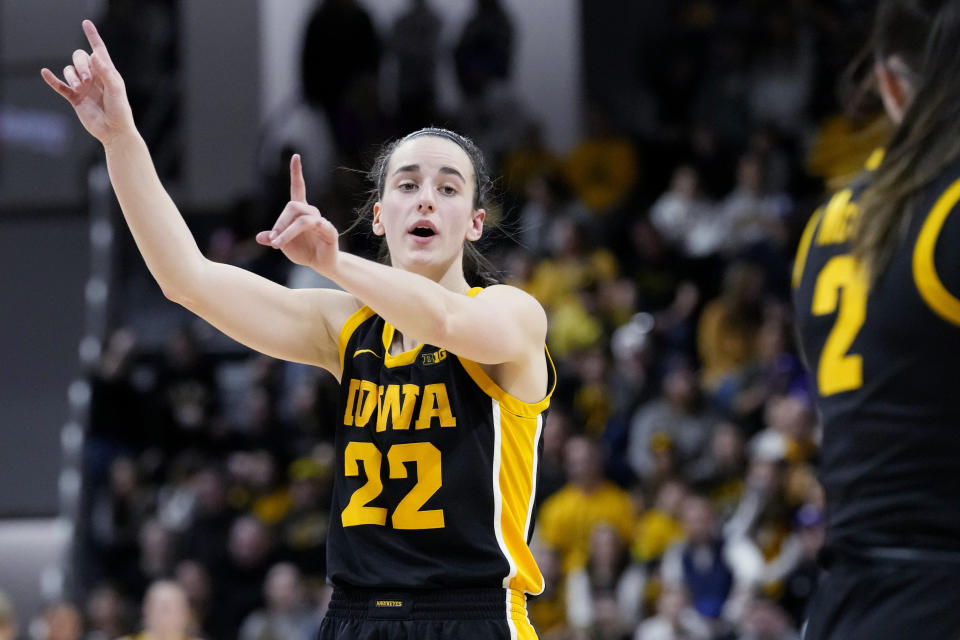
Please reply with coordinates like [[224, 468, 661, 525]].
[[258, 182, 547, 368], [331, 256, 547, 367], [43, 21, 358, 375]]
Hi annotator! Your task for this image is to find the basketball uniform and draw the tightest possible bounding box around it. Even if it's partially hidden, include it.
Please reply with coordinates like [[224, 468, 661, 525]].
[[793, 150, 960, 639], [318, 287, 556, 640]]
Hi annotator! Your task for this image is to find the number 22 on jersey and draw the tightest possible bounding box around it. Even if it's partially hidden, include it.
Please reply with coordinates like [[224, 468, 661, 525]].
[[341, 441, 445, 530], [811, 254, 868, 396]]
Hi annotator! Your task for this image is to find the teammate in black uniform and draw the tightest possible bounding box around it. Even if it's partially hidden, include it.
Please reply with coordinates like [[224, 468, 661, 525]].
[[44, 21, 553, 640], [793, 1, 960, 638]]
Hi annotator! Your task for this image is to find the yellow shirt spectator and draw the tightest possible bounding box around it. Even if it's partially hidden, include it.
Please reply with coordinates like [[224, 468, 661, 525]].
[[537, 435, 637, 573], [538, 480, 637, 572]]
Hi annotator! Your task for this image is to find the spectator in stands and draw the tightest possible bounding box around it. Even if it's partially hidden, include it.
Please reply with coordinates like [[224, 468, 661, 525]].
[[649, 164, 722, 260], [276, 452, 333, 584], [662, 495, 760, 630], [85, 584, 130, 640], [239, 563, 319, 640], [176, 467, 234, 572], [562, 105, 639, 220], [635, 584, 711, 640], [711, 306, 808, 432], [572, 347, 615, 437], [121, 580, 199, 640], [216, 516, 275, 639], [718, 155, 791, 256], [0, 592, 15, 640], [745, 10, 814, 140], [174, 560, 226, 640], [86, 327, 147, 481], [566, 522, 645, 634], [537, 436, 637, 572], [516, 172, 585, 258], [697, 261, 765, 391], [527, 218, 618, 358], [135, 518, 176, 598], [154, 325, 218, 454], [501, 124, 558, 201], [88, 455, 154, 592], [627, 359, 714, 483], [387, 0, 441, 131], [97, 0, 181, 178], [686, 422, 748, 520], [454, 0, 514, 98], [36, 602, 83, 640], [632, 479, 687, 565], [300, 0, 381, 148]]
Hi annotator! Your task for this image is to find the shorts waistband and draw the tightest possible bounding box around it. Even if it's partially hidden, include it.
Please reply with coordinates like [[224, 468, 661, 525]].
[[326, 587, 521, 621]]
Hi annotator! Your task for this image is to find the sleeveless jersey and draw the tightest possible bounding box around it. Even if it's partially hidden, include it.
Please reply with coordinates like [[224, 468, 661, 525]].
[[326, 287, 557, 593], [793, 149, 960, 552]]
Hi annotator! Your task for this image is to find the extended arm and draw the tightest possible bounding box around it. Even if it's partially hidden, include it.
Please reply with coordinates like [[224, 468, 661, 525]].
[[43, 21, 357, 375], [329, 255, 546, 366]]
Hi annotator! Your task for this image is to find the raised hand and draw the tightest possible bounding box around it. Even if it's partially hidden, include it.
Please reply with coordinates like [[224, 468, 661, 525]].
[[41, 20, 135, 145], [256, 154, 340, 274]]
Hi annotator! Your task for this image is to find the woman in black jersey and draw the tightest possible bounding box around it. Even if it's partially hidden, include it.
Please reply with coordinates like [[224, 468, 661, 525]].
[[792, 1, 960, 638], [44, 21, 553, 640]]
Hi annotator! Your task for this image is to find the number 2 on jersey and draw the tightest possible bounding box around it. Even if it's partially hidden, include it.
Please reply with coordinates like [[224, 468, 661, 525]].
[[341, 441, 445, 529], [811, 255, 868, 395]]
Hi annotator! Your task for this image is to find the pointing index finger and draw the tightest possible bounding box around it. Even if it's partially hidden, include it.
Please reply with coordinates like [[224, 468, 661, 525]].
[[82, 20, 113, 66], [290, 154, 307, 203]]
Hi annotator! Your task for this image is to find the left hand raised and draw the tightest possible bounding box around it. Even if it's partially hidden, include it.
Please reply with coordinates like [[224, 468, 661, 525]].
[[256, 154, 340, 275]]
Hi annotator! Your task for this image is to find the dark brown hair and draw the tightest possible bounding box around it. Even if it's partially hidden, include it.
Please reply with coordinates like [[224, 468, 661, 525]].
[[854, 0, 960, 280], [351, 127, 499, 285]]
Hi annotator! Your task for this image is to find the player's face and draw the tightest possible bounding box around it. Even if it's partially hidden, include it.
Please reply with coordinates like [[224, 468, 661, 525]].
[[374, 136, 485, 279]]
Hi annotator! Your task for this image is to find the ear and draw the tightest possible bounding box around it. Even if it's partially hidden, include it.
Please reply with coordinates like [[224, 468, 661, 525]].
[[372, 202, 385, 236], [466, 208, 485, 242], [873, 56, 913, 125]]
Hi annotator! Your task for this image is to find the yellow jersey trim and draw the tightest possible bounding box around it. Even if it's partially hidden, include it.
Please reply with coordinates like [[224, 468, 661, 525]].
[[497, 409, 545, 595], [464, 281, 556, 416], [376, 287, 485, 368], [380, 322, 425, 367], [338, 305, 377, 372], [913, 176, 960, 326], [458, 348, 557, 418], [793, 207, 824, 288]]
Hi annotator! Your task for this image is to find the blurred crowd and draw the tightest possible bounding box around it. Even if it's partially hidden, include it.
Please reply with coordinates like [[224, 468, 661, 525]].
[[2, 0, 896, 638]]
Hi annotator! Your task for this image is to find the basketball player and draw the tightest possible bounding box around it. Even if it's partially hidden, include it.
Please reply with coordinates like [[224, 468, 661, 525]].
[[43, 20, 554, 640], [792, 1, 960, 637]]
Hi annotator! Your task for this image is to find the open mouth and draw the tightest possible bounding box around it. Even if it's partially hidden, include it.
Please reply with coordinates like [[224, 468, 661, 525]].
[[410, 227, 436, 238]]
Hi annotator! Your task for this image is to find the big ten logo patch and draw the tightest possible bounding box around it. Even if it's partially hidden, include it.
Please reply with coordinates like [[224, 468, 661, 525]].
[[421, 349, 447, 366]]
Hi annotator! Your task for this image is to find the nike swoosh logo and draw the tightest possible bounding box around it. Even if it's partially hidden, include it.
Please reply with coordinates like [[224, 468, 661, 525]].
[[353, 348, 382, 359]]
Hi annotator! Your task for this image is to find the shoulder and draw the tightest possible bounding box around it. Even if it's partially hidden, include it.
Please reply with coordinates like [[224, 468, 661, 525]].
[[473, 283, 543, 309], [473, 284, 547, 333]]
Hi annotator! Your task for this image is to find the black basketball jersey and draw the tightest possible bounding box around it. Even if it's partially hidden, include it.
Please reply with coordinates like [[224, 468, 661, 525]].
[[794, 149, 960, 552], [326, 287, 557, 594]]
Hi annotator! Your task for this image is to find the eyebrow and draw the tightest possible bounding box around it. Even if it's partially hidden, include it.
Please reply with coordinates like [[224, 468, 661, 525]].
[[392, 164, 467, 182]]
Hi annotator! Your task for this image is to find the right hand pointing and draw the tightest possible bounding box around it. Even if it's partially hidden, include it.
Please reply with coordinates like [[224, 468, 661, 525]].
[[41, 20, 136, 146]]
